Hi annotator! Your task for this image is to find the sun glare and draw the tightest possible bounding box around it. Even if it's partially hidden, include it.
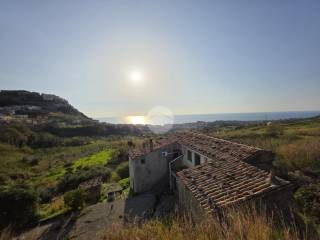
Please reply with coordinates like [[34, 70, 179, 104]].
[[128, 70, 144, 85], [127, 115, 146, 125]]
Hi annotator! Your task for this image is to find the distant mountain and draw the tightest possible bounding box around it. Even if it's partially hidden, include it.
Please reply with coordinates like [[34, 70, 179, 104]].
[[0, 90, 87, 118], [0, 90, 148, 137]]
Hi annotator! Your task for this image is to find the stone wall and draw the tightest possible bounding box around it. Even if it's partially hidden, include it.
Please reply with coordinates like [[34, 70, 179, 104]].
[[129, 142, 180, 193], [176, 176, 294, 222], [176, 177, 206, 222]]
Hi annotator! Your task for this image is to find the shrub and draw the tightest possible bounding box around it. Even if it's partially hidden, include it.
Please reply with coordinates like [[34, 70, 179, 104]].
[[107, 148, 128, 166], [28, 132, 63, 148], [266, 124, 284, 138], [0, 127, 27, 147], [118, 178, 130, 189], [294, 184, 320, 223], [63, 137, 90, 147], [115, 162, 129, 179], [38, 186, 56, 204], [277, 139, 320, 171], [64, 189, 86, 211], [101, 205, 302, 240], [57, 166, 111, 193], [0, 184, 38, 229]]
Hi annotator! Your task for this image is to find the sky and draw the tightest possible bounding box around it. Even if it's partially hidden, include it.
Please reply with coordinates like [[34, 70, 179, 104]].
[[1, 0, 320, 118]]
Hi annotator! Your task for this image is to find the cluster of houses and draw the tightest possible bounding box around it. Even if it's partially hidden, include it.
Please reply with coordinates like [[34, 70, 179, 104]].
[[0, 112, 48, 125], [129, 131, 293, 219]]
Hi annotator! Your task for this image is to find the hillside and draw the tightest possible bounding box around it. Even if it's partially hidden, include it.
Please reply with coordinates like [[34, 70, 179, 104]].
[[0, 90, 146, 233], [0, 91, 320, 239], [0, 90, 87, 118]]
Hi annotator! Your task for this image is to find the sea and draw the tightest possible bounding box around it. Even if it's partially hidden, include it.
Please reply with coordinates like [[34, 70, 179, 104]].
[[98, 111, 320, 125]]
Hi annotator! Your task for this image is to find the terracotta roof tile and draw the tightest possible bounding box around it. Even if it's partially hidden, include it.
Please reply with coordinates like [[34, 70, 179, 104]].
[[177, 159, 290, 214], [175, 131, 262, 163], [129, 131, 291, 214], [129, 138, 177, 159]]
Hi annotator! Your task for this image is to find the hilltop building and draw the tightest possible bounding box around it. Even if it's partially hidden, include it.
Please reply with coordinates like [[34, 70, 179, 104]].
[[129, 132, 293, 219]]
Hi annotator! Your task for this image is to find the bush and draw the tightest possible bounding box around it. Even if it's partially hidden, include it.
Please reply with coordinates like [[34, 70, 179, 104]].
[[107, 148, 128, 166], [64, 189, 86, 211], [277, 139, 320, 171], [294, 184, 320, 223], [118, 178, 130, 189], [64, 137, 91, 147], [115, 162, 129, 179], [58, 166, 111, 193], [21, 156, 39, 166], [266, 124, 284, 138], [101, 205, 302, 240], [0, 127, 27, 147], [28, 132, 63, 148], [38, 187, 56, 204], [0, 184, 38, 229]]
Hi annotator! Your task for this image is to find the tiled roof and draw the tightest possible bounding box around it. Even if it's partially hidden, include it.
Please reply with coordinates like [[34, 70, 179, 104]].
[[177, 160, 291, 214], [129, 131, 265, 161], [129, 131, 291, 214], [176, 131, 263, 162], [129, 138, 177, 159], [175, 132, 291, 214]]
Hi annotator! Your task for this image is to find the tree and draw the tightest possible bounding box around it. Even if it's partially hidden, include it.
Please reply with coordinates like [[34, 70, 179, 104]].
[[0, 184, 38, 229], [294, 184, 320, 223], [64, 189, 86, 210], [115, 162, 129, 179]]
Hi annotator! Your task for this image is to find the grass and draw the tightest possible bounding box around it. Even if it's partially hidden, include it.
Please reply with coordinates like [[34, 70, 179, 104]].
[[72, 149, 114, 170], [19, 140, 113, 188], [39, 196, 67, 221], [203, 118, 320, 172], [102, 205, 304, 240]]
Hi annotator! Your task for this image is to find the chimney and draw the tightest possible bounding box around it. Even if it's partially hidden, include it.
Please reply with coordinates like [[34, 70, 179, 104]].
[[149, 139, 153, 151], [268, 169, 275, 184]]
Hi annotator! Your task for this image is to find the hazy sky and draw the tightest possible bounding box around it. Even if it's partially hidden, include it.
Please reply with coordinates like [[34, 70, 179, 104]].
[[1, 1, 320, 118]]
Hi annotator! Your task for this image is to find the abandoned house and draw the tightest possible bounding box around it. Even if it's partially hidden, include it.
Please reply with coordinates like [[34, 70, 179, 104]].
[[129, 131, 293, 219]]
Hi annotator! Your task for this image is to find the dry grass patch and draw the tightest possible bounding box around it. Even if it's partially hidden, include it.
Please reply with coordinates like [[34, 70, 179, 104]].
[[277, 138, 320, 171], [102, 206, 302, 240]]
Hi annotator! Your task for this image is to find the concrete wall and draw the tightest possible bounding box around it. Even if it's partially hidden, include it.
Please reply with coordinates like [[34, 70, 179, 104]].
[[129, 143, 180, 193]]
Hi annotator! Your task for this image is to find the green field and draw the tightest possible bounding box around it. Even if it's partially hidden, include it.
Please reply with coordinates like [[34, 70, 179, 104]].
[[202, 117, 320, 171], [72, 149, 114, 170]]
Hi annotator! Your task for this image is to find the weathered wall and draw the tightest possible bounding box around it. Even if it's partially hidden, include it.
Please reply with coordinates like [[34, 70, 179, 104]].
[[180, 144, 210, 167], [260, 183, 295, 212], [177, 177, 206, 222], [130, 143, 180, 193]]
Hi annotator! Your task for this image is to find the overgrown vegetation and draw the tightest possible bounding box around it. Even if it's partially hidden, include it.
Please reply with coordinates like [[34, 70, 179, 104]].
[[0, 184, 38, 229], [201, 116, 320, 233], [64, 189, 86, 211], [0, 116, 141, 229], [102, 205, 305, 240]]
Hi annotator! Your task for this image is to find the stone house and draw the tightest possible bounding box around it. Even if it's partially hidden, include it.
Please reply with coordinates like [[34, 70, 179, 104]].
[[129, 131, 293, 219]]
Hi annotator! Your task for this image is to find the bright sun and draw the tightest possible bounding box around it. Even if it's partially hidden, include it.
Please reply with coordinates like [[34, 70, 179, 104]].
[[129, 70, 144, 85], [127, 115, 146, 125]]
